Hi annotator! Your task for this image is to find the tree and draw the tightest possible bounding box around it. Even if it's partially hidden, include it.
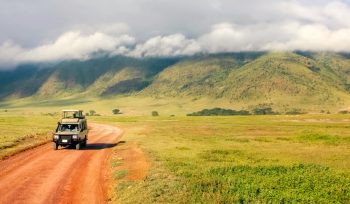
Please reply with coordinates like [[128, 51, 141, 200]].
[[89, 110, 96, 116], [152, 111, 159, 116], [112, 109, 120, 115]]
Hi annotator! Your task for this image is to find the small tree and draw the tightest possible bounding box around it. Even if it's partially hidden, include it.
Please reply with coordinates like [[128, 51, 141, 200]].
[[152, 111, 159, 116], [89, 110, 96, 116], [112, 109, 120, 115]]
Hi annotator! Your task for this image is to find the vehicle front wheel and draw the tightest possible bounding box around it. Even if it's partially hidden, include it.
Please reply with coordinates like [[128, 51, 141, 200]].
[[54, 143, 58, 150], [82, 137, 87, 147], [76, 142, 81, 150]]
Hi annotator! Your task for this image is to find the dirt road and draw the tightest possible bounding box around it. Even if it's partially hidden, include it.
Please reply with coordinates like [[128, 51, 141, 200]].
[[0, 123, 123, 204]]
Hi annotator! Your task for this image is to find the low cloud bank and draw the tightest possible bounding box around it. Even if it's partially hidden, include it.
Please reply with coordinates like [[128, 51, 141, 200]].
[[1, 1, 350, 67]]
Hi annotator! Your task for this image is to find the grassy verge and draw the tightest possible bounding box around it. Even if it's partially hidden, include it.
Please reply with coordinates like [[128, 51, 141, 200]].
[[0, 114, 57, 159], [90, 115, 350, 203]]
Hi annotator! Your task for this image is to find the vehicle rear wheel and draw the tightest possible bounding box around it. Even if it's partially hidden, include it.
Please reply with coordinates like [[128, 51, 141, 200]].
[[54, 143, 58, 150], [75, 142, 81, 150]]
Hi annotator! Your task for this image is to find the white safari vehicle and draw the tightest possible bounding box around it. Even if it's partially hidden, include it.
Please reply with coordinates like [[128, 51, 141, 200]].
[[53, 110, 88, 150]]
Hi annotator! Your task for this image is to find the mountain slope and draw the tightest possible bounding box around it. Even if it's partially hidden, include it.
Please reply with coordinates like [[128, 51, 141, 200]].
[[141, 53, 263, 97], [1, 52, 350, 111], [142, 52, 350, 110], [0, 56, 179, 98]]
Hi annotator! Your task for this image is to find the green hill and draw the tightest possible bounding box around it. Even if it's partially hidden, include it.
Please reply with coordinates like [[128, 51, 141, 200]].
[[0, 56, 179, 98], [142, 52, 350, 111], [1, 52, 350, 112]]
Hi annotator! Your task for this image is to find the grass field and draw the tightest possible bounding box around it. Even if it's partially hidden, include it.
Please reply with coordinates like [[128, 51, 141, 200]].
[[91, 115, 350, 203], [0, 114, 57, 159], [0, 96, 235, 116], [1, 112, 349, 203]]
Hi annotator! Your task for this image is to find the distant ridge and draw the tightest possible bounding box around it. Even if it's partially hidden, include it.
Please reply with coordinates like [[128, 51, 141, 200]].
[[1, 52, 350, 111]]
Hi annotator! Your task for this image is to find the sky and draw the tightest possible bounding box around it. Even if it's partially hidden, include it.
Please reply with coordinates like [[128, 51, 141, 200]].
[[1, 0, 350, 67]]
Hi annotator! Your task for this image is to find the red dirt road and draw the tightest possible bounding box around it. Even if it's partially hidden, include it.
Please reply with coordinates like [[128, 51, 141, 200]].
[[0, 123, 123, 204]]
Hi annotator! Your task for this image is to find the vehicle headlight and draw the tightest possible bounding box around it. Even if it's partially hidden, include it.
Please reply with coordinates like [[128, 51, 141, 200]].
[[54, 135, 59, 140], [72, 135, 78, 139]]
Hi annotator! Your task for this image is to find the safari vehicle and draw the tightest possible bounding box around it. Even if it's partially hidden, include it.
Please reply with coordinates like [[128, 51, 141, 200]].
[[53, 110, 88, 150]]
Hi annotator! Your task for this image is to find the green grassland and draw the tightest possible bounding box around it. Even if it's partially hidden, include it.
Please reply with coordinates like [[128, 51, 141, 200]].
[[0, 96, 241, 116], [89, 114, 350, 203], [1, 111, 350, 203], [0, 114, 58, 159]]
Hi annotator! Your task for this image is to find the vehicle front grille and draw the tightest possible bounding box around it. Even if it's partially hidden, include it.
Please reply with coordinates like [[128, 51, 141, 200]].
[[60, 135, 72, 143]]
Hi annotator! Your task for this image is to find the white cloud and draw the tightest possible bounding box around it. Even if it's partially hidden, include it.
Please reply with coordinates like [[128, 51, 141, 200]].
[[2, 1, 350, 67], [198, 23, 245, 52], [263, 24, 350, 51], [0, 31, 135, 66], [20, 31, 135, 62], [324, 1, 350, 27], [129, 34, 201, 57], [0, 41, 25, 66]]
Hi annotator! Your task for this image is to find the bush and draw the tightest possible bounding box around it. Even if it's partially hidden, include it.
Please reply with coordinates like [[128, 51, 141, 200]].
[[251, 104, 278, 115], [285, 108, 305, 115], [89, 110, 96, 116], [253, 107, 276, 115], [112, 109, 120, 115], [338, 110, 350, 114], [187, 108, 250, 116], [152, 111, 159, 116]]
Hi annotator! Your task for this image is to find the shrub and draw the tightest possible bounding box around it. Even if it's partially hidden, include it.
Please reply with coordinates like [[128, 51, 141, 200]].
[[187, 108, 250, 116], [252, 104, 278, 115], [338, 110, 350, 114], [152, 111, 159, 116], [112, 109, 120, 115], [253, 107, 275, 115], [89, 110, 96, 116], [285, 108, 305, 115]]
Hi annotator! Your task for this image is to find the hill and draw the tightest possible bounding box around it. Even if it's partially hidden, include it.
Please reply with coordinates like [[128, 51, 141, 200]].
[[1, 52, 350, 113], [142, 52, 350, 111], [0, 56, 179, 98]]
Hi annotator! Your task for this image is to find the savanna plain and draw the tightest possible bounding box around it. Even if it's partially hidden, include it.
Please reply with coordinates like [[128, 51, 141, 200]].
[[1, 108, 349, 203]]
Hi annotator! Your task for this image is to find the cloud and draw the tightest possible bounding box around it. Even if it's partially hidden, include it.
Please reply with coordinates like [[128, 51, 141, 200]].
[[0, 31, 135, 66], [263, 24, 350, 51], [129, 34, 201, 57], [20, 31, 135, 62], [198, 23, 246, 52], [1, 0, 350, 67], [0, 41, 25, 67]]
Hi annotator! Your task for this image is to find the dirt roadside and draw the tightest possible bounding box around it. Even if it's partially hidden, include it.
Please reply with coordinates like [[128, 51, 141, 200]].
[[0, 123, 123, 204]]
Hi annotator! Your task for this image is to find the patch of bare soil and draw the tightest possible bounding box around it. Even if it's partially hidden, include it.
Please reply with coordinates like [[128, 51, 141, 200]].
[[112, 142, 150, 181]]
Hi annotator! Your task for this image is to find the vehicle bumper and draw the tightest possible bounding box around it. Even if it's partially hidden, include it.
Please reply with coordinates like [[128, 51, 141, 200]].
[[53, 135, 80, 145]]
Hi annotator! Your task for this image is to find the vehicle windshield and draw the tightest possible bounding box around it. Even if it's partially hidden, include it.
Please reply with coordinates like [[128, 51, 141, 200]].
[[58, 124, 79, 132], [63, 112, 81, 118]]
